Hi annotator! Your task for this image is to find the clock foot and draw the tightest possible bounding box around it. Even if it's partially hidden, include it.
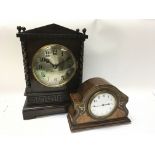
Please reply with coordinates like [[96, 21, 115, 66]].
[[67, 114, 131, 132], [23, 99, 69, 120]]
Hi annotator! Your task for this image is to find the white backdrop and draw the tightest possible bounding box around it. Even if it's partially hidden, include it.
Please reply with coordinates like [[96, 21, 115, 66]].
[[0, 19, 155, 155]]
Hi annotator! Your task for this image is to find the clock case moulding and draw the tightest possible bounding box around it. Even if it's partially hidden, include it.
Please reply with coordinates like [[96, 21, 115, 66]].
[[16, 24, 88, 120], [67, 78, 131, 132]]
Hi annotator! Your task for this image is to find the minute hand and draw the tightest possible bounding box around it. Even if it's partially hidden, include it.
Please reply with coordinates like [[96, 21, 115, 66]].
[[58, 57, 73, 70], [102, 103, 110, 106]]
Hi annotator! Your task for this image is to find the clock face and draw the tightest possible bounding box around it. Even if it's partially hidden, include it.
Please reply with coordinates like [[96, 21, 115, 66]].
[[88, 91, 117, 119], [32, 44, 77, 87]]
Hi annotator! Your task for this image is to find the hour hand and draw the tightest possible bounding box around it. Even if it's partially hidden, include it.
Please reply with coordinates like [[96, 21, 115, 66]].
[[44, 58, 58, 69], [44, 58, 53, 65]]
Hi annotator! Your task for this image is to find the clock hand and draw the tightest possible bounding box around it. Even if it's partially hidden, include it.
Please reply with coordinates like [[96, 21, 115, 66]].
[[93, 105, 101, 107], [59, 57, 70, 65], [44, 58, 58, 69], [93, 103, 110, 107], [58, 57, 73, 70], [43, 58, 53, 65], [101, 103, 110, 106]]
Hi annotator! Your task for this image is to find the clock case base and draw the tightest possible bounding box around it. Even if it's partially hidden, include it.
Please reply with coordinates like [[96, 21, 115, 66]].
[[23, 99, 68, 120], [67, 114, 131, 132]]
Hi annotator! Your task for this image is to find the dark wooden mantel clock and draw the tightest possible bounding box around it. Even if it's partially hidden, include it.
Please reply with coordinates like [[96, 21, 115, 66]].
[[67, 77, 131, 132], [16, 24, 88, 120]]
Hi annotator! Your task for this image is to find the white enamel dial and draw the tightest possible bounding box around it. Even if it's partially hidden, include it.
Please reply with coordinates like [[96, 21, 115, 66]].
[[89, 92, 117, 118]]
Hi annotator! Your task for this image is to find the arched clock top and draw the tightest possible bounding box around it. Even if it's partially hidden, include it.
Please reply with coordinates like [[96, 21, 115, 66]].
[[77, 78, 112, 101], [68, 77, 130, 132]]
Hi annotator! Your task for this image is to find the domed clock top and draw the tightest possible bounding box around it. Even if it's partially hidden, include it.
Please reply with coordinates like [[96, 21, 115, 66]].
[[67, 77, 130, 132]]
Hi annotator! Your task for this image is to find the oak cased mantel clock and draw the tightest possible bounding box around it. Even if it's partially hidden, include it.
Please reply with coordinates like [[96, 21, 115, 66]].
[[16, 24, 88, 120], [67, 77, 131, 132]]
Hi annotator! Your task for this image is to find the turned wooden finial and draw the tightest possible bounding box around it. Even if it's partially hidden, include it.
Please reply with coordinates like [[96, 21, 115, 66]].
[[82, 28, 86, 34], [22, 27, 26, 32], [17, 26, 26, 33], [17, 26, 22, 33]]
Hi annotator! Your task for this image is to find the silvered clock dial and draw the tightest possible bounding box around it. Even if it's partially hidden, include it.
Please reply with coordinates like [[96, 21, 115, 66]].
[[32, 44, 77, 87]]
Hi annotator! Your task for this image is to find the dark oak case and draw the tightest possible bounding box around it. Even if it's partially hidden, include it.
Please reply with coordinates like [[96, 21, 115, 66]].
[[67, 77, 131, 132], [16, 24, 88, 120]]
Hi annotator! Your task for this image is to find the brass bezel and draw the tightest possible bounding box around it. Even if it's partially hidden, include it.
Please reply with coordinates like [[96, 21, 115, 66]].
[[32, 44, 77, 88], [88, 90, 118, 120]]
